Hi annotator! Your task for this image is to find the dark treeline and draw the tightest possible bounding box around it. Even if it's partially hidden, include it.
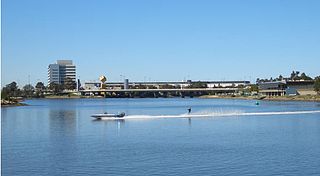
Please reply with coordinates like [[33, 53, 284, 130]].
[[1, 78, 77, 100], [1, 81, 46, 100], [256, 70, 314, 83]]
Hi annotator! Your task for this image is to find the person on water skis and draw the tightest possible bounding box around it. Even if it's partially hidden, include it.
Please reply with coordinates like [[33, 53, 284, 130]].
[[187, 107, 192, 114]]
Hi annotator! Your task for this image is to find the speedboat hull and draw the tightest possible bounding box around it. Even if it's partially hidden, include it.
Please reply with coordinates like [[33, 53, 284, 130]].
[[91, 112, 125, 120]]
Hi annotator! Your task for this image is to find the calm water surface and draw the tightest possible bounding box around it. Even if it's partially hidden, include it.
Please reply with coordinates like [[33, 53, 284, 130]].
[[2, 98, 320, 176]]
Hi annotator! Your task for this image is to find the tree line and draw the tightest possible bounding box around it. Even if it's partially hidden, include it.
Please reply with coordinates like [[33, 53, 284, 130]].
[[1, 78, 77, 100], [256, 71, 313, 83]]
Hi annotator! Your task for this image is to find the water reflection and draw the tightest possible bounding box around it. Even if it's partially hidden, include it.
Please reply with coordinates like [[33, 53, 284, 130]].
[[47, 109, 78, 175], [91, 119, 125, 132], [188, 117, 192, 126], [49, 109, 77, 137]]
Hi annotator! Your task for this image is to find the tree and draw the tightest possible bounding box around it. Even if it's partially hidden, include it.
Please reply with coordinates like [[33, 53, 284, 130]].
[[1, 81, 19, 100], [314, 76, 320, 95], [7, 82, 18, 94], [48, 82, 63, 95], [1, 87, 9, 100], [270, 77, 273, 81], [35, 82, 46, 91], [63, 77, 76, 90], [290, 70, 302, 80], [300, 73, 313, 80], [34, 82, 46, 98], [277, 75, 283, 81], [23, 84, 35, 98], [290, 70, 300, 80], [249, 84, 259, 92], [290, 71, 296, 79], [23, 84, 34, 91]]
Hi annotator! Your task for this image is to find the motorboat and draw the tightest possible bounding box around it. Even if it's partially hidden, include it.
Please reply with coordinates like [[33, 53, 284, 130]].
[[91, 112, 126, 119]]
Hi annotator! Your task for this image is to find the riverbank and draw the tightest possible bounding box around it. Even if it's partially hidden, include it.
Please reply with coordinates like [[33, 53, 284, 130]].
[[200, 95, 320, 102], [4, 95, 320, 102], [44, 95, 104, 99], [263, 95, 320, 102]]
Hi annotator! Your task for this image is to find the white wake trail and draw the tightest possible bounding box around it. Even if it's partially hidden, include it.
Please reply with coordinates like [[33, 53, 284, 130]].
[[98, 110, 320, 120]]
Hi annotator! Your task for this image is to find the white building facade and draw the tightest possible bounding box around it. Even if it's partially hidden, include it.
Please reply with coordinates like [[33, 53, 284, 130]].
[[48, 60, 76, 86]]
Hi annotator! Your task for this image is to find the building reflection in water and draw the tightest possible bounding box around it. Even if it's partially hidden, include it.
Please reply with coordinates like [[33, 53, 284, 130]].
[[49, 109, 77, 137], [47, 109, 78, 173]]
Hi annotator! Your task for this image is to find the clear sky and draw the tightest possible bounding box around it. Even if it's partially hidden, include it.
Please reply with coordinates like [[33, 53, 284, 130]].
[[2, 0, 320, 87]]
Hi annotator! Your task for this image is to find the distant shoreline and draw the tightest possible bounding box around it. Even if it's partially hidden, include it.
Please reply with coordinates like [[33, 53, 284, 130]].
[[200, 95, 320, 102], [45, 95, 109, 99], [2, 95, 320, 107], [37, 95, 320, 102]]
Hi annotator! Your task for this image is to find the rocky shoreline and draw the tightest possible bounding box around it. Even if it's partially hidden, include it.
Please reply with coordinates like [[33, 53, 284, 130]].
[[1, 99, 28, 107]]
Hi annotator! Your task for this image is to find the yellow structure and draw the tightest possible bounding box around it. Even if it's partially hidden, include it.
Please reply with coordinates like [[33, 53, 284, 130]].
[[99, 75, 107, 89]]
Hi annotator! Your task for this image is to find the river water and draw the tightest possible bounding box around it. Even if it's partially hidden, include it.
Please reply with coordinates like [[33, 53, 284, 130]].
[[2, 98, 320, 176]]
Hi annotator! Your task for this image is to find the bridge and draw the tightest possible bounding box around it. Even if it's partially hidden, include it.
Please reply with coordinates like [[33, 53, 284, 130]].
[[79, 88, 240, 98]]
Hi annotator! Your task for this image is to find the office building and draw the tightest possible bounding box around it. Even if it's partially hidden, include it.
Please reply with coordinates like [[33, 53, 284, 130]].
[[48, 60, 76, 86]]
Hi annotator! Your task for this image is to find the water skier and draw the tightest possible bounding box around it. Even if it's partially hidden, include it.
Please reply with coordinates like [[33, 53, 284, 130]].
[[187, 107, 192, 114]]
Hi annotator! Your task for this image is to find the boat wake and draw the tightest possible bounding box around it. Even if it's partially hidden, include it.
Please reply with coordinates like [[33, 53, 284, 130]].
[[99, 110, 320, 120]]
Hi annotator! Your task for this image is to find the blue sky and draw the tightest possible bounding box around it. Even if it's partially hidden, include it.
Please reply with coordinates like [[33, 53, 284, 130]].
[[2, 0, 320, 86]]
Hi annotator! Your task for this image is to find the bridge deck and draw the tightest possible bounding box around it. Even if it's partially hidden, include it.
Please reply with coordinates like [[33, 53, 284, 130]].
[[80, 88, 238, 93]]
